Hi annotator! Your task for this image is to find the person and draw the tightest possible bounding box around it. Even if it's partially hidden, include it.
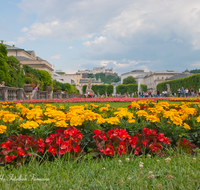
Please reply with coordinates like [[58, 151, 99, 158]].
[[177, 88, 181, 97], [34, 84, 40, 90], [191, 87, 194, 97], [181, 87, 184, 97], [185, 88, 188, 97], [1, 81, 5, 87]]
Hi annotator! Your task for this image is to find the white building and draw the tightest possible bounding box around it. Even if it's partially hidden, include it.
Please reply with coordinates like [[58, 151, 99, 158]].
[[121, 69, 181, 93], [121, 70, 150, 84], [136, 70, 180, 92], [52, 72, 75, 84], [77, 66, 114, 75]]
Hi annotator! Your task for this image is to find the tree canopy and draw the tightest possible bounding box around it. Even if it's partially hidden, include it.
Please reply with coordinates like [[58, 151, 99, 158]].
[[123, 76, 136, 84]]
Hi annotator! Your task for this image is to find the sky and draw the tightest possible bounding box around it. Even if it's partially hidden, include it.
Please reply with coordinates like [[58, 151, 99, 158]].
[[1, 0, 200, 75]]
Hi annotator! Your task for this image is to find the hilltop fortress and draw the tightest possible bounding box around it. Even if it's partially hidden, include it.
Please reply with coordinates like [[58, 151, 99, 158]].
[[77, 67, 118, 78]]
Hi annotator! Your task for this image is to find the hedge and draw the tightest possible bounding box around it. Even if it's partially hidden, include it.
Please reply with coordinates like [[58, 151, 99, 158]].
[[82, 85, 114, 95], [116, 84, 147, 94], [157, 74, 200, 93]]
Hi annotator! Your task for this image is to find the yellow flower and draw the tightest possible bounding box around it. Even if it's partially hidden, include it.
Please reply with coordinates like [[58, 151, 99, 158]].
[[128, 119, 135, 124], [146, 115, 160, 123], [29, 104, 34, 108], [106, 117, 120, 125], [0, 125, 7, 134], [171, 116, 183, 126], [20, 121, 39, 129], [55, 120, 68, 128], [3, 114, 17, 123], [136, 110, 148, 117], [99, 107, 109, 112], [96, 117, 106, 124], [183, 123, 191, 130], [196, 116, 200, 123]]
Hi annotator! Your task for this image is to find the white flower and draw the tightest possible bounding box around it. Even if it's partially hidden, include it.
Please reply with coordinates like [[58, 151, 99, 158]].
[[149, 171, 153, 175], [147, 154, 151, 158], [126, 158, 130, 162], [128, 177, 132, 180], [193, 158, 196, 160], [157, 160, 160, 162], [118, 160, 122, 163], [165, 157, 171, 163], [102, 167, 105, 170]]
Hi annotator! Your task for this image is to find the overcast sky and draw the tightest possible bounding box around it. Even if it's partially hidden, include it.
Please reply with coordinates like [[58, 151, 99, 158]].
[[1, 0, 200, 75]]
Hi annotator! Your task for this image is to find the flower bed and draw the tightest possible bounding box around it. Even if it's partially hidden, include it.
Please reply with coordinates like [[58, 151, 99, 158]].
[[1, 97, 170, 104], [0, 100, 199, 165], [170, 98, 200, 102]]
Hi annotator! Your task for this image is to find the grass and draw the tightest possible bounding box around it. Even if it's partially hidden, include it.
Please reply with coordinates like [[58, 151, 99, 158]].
[[22, 100, 181, 109], [0, 150, 199, 189]]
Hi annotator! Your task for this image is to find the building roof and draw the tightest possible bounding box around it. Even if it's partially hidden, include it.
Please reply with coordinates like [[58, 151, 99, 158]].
[[5, 44, 23, 50], [26, 51, 34, 55], [15, 56, 33, 61], [166, 73, 194, 81]]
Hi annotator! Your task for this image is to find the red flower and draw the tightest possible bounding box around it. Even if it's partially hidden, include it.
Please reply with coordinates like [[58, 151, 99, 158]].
[[94, 129, 101, 134], [11, 155, 16, 160], [74, 145, 80, 153], [47, 146, 57, 156], [129, 136, 138, 148], [142, 140, 148, 146], [18, 150, 25, 157], [56, 137, 63, 145], [5, 155, 11, 163]]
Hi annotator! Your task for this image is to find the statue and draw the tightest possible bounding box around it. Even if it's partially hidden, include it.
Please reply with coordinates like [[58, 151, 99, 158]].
[[86, 78, 94, 95], [166, 84, 172, 95]]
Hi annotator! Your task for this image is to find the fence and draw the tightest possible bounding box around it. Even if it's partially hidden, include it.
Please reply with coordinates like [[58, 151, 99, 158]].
[[0, 86, 82, 101]]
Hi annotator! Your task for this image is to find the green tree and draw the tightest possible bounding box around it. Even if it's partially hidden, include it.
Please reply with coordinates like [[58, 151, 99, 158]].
[[7, 56, 25, 88], [0, 44, 10, 84], [123, 76, 136, 84]]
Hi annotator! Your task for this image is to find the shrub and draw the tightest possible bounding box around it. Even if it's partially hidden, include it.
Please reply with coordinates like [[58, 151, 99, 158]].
[[24, 77, 32, 84]]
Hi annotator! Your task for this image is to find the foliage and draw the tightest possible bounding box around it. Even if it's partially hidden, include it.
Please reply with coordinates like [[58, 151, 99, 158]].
[[24, 77, 32, 84], [82, 85, 114, 95], [0, 44, 10, 84], [92, 128, 170, 156], [157, 73, 200, 93], [45, 127, 83, 158], [177, 138, 196, 154], [52, 80, 78, 94], [23, 65, 52, 90], [123, 76, 136, 84], [116, 84, 147, 94], [7, 56, 25, 88], [92, 73, 120, 84], [0, 134, 45, 165], [190, 69, 200, 73]]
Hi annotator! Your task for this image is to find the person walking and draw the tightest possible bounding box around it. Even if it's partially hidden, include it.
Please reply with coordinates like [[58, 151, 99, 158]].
[[191, 87, 194, 97], [177, 88, 181, 97], [181, 87, 184, 97], [185, 88, 188, 97]]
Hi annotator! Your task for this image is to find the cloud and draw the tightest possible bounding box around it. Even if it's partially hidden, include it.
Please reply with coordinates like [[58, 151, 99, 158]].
[[50, 54, 62, 59], [5, 41, 16, 45], [21, 27, 29, 32], [16, 0, 200, 73], [68, 46, 73, 49]]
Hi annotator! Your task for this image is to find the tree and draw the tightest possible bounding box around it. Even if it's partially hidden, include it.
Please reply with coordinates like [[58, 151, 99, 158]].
[[0, 44, 10, 84], [123, 76, 136, 84]]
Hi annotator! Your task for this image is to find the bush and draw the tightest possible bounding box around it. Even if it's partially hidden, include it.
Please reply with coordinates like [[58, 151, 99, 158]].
[[116, 84, 147, 94], [24, 77, 32, 84], [157, 74, 200, 93]]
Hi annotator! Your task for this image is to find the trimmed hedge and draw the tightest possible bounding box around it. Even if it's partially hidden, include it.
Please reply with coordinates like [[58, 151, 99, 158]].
[[157, 74, 200, 93], [82, 85, 114, 95], [116, 84, 147, 94]]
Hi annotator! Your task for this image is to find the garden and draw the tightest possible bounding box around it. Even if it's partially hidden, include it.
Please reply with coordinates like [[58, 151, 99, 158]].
[[0, 99, 199, 189]]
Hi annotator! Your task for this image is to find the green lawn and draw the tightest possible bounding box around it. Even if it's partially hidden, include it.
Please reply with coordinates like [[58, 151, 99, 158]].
[[22, 100, 181, 109], [0, 151, 199, 190]]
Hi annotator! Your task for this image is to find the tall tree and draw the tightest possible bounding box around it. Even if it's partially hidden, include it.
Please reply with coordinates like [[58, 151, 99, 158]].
[[123, 76, 136, 84]]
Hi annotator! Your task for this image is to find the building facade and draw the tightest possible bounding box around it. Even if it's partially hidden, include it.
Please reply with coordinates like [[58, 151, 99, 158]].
[[52, 72, 75, 84], [6, 45, 54, 74], [76, 78, 103, 94]]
